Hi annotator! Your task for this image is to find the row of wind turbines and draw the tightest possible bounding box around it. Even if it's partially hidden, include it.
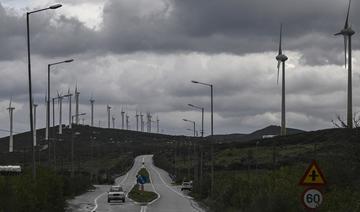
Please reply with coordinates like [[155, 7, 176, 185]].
[[6, 85, 160, 153], [276, 0, 356, 135], [4, 0, 357, 151]]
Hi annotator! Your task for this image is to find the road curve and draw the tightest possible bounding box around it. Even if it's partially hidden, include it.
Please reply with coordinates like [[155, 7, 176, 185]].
[[67, 155, 205, 212]]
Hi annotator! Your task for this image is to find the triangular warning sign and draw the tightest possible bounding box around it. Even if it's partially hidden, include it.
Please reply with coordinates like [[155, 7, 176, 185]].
[[299, 160, 326, 186]]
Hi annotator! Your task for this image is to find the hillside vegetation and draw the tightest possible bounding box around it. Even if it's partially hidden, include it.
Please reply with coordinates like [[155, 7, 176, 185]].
[[154, 128, 360, 212]]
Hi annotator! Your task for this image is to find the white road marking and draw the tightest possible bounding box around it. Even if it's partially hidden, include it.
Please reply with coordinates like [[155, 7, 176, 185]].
[[149, 156, 204, 212], [146, 155, 161, 205], [140, 205, 147, 212], [150, 164, 191, 199], [91, 173, 129, 212]]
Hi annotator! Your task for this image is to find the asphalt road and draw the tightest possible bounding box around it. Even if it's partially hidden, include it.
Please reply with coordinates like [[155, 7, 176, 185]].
[[67, 155, 205, 212]]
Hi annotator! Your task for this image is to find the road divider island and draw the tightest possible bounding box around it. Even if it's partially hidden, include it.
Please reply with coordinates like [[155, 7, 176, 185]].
[[128, 168, 158, 203]]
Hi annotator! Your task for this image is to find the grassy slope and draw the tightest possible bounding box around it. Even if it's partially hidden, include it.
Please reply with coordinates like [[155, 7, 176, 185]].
[[154, 128, 360, 212]]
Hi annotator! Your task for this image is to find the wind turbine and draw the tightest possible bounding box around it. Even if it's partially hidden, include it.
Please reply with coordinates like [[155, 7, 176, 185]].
[[7, 98, 15, 152], [135, 111, 139, 131], [63, 89, 72, 129], [90, 96, 95, 127], [335, 0, 355, 128], [107, 105, 111, 128], [275, 24, 288, 136], [156, 116, 160, 133], [112, 116, 116, 128], [126, 114, 130, 130], [140, 112, 144, 132], [147, 112, 152, 133], [121, 107, 125, 129]]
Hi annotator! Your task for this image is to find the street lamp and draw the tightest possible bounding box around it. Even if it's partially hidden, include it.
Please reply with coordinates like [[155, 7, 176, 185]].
[[46, 59, 74, 141], [188, 104, 204, 137], [183, 119, 196, 137], [70, 113, 85, 178], [27, 3, 62, 180], [191, 80, 214, 196]]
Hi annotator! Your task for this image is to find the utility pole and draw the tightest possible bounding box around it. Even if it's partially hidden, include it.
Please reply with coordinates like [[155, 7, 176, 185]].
[[58, 94, 63, 135], [33, 103, 38, 146]]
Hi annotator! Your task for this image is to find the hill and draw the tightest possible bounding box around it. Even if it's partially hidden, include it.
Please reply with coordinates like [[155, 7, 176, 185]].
[[212, 125, 305, 143]]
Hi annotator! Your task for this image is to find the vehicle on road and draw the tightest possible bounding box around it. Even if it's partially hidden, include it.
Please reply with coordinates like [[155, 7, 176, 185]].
[[181, 181, 193, 191], [107, 186, 126, 203]]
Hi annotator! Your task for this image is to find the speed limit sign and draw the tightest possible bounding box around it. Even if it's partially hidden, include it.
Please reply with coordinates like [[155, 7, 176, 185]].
[[302, 188, 323, 209]]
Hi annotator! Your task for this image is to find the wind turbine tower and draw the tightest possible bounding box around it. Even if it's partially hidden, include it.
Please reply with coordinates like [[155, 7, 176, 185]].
[[64, 89, 72, 129], [33, 103, 38, 146], [136, 112, 139, 131], [335, 0, 355, 128], [156, 116, 160, 133], [7, 99, 15, 152], [75, 86, 80, 125], [140, 112, 144, 132], [126, 114, 130, 130], [112, 116, 115, 128], [90, 97, 95, 127], [121, 108, 125, 129], [147, 113, 152, 133], [276, 24, 288, 136], [107, 105, 111, 128]]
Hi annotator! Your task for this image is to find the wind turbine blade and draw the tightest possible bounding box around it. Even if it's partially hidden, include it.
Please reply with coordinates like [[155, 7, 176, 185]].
[[278, 24, 282, 55], [345, 0, 351, 28], [9, 97, 12, 108], [334, 32, 342, 36], [344, 36, 348, 68]]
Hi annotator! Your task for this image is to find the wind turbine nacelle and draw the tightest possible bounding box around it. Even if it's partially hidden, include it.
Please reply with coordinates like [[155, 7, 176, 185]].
[[276, 54, 288, 62], [343, 28, 355, 36]]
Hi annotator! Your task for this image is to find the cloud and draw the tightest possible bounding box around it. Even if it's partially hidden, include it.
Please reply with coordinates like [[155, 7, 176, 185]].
[[1, 0, 359, 65], [0, 0, 360, 137]]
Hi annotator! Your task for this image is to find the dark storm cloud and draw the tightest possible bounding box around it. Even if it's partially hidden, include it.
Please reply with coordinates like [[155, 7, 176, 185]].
[[1, 0, 359, 65]]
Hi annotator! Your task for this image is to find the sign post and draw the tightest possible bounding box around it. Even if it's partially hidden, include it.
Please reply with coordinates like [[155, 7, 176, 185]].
[[299, 160, 326, 210]]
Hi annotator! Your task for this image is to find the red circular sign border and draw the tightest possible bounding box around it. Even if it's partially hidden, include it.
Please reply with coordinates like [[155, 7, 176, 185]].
[[301, 187, 323, 210]]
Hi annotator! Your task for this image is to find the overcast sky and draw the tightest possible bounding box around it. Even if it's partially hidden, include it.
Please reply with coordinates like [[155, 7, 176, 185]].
[[0, 0, 359, 137]]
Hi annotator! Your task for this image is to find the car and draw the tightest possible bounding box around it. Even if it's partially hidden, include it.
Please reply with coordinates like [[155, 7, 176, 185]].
[[181, 181, 193, 191], [107, 186, 126, 203]]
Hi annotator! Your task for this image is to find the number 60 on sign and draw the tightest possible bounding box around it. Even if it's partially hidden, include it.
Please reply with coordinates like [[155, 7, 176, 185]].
[[302, 188, 323, 209]]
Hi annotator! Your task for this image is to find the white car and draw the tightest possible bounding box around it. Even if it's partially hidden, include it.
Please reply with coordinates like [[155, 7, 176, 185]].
[[181, 181, 193, 191], [107, 186, 126, 203]]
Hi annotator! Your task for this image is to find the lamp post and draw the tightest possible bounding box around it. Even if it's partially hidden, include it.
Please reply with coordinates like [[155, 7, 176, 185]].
[[71, 113, 86, 178], [191, 80, 214, 196], [183, 119, 196, 137], [47, 59, 74, 140], [188, 104, 204, 137], [27, 3, 62, 179]]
